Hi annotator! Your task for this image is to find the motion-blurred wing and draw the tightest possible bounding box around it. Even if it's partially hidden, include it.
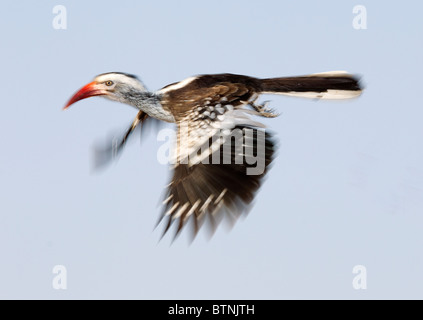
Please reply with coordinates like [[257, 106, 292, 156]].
[[158, 91, 276, 239], [93, 110, 155, 168]]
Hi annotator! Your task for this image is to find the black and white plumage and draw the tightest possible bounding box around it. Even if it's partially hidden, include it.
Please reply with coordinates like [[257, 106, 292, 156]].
[[64, 71, 363, 238]]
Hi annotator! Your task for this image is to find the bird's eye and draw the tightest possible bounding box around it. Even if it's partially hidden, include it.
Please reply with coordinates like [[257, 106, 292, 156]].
[[105, 80, 114, 86]]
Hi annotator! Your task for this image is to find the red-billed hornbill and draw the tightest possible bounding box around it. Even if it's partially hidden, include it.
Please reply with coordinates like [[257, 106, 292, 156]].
[[64, 71, 362, 238]]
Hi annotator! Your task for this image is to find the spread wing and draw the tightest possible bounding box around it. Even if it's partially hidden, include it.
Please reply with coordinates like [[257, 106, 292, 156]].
[[157, 76, 276, 239]]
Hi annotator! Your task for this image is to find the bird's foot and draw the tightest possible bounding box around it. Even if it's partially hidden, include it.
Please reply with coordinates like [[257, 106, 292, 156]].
[[249, 100, 280, 118]]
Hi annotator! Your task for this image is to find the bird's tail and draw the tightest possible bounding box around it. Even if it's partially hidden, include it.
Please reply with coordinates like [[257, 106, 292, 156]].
[[260, 71, 363, 100]]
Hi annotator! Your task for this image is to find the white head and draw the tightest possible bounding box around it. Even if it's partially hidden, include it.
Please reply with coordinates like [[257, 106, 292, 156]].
[[64, 72, 149, 109]]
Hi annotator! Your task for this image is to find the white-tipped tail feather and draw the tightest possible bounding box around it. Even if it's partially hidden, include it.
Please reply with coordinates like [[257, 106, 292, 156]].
[[275, 89, 362, 100], [260, 71, 362, 100]]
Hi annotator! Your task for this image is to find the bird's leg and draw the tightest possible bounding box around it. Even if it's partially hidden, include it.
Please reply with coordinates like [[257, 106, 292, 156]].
[[249, 97, 280, 118]]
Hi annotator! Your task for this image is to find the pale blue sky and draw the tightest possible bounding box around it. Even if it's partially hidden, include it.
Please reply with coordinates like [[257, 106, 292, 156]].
[[1, 1, 422, 299]]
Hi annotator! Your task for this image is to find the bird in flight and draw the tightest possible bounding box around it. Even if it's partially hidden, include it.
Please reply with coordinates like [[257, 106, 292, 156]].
[[64, 71, 362, 239]]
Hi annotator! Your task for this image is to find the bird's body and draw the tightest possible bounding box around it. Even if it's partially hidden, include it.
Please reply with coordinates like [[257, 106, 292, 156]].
[[65, 71, 362, 239]]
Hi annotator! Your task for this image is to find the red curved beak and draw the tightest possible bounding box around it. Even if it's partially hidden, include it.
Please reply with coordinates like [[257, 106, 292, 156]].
[[63, 82, 107, 110]]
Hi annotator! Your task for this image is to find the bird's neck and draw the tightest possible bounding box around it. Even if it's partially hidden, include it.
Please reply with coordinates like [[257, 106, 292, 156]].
[[123, 90, 175, 123]]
